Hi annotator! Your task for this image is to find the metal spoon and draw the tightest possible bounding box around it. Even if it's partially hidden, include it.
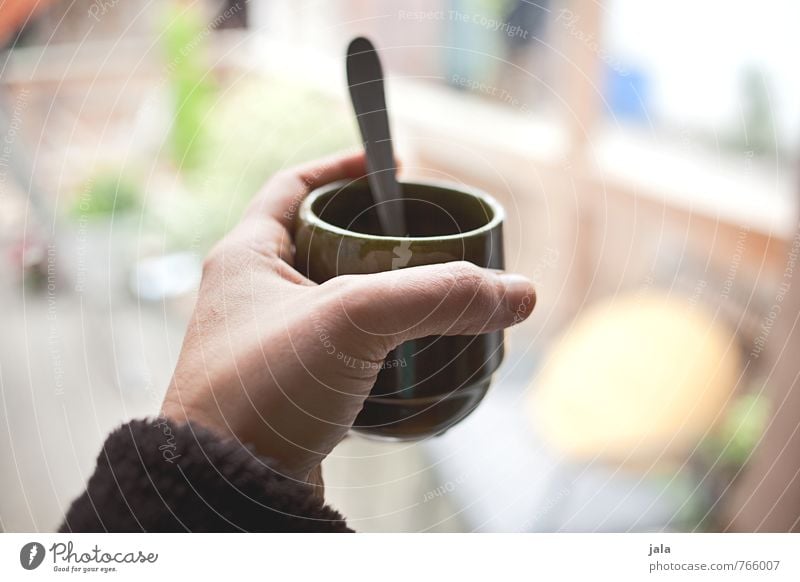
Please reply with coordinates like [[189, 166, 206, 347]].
[[346, 37, 407, 237]]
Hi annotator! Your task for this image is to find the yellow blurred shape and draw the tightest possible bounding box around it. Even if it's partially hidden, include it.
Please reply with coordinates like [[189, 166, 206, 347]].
[[531, 293, 740, 462]]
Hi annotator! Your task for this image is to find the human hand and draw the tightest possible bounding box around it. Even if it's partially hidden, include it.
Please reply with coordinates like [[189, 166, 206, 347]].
[[161, 152, 535, 486]]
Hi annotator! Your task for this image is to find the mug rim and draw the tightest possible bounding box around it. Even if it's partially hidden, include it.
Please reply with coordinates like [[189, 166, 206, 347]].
[[299, 178, 505, 242]]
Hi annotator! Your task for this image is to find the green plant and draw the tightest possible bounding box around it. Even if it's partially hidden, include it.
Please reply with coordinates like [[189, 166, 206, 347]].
[[714, 392, 770, 467], [161, 2, 217, 170], [174, 76, 358, 248], [70, 169, 140, 219]]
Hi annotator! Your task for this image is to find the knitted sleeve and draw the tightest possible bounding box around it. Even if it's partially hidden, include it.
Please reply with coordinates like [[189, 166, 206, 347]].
[[59, 418, 351, 532]]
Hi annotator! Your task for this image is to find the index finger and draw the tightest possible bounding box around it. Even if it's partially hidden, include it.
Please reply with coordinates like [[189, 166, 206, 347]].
[[246, 150, 367, 230]]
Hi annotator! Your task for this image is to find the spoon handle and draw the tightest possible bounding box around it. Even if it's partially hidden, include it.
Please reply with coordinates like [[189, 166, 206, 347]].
[[346, 37, 407, 237]]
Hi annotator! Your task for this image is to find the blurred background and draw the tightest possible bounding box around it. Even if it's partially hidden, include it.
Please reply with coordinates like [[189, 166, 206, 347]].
[[2, 0, 800, 532]]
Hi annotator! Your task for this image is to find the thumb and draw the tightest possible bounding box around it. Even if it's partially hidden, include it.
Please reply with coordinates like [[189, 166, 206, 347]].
[[322, 261, 535, 353]]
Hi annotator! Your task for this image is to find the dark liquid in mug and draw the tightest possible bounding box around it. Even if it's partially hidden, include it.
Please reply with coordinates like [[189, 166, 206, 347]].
[[313, 183, 493, 237]]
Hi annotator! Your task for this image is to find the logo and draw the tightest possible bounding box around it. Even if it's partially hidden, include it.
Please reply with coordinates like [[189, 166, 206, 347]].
[[391, 240, 412, 269], [20, 542, 45, 570]]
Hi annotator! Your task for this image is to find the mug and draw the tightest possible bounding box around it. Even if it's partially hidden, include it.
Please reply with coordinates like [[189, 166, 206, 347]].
[[295, 177, 505, 440]]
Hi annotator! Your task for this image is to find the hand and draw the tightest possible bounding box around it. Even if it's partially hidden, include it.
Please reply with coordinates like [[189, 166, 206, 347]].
[[161, 152, 535, 486]]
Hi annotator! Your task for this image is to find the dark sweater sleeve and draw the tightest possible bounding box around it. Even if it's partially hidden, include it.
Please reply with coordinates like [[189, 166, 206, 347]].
[[59, 418, 351, 532]]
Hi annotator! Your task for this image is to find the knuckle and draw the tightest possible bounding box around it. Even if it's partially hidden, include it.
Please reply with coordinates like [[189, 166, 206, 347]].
[[442, 262, 500, 328], [444, 261, 490, 300], [447, 260, 484, 280], [272, 169, 307, 193], [269, 168, 294, 185]]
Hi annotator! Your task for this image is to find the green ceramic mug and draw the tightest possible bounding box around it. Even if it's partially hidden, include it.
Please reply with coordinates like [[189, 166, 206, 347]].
[[295, 178, 505, 440]]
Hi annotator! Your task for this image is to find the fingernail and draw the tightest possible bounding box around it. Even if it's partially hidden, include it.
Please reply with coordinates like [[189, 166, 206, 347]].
[[497, 273, 536, 324]]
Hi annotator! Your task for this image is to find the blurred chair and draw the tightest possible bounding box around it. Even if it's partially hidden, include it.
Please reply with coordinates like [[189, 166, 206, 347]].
[[531, 293, 741, 463]]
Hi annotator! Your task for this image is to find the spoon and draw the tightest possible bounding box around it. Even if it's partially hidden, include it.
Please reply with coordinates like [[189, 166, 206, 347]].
[[346, 37, 407, 237]]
